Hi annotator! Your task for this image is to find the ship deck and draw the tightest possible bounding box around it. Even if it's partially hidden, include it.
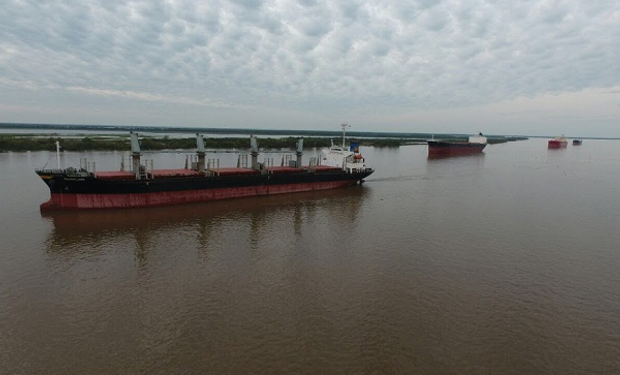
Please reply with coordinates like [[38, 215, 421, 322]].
[[210, 168, 260, 176], [96, 171, 137, 180], [94, 166, 344, 180], [149, 169, 203, 178], [266, 166, 305, 174], [308, 165, 345, 171]]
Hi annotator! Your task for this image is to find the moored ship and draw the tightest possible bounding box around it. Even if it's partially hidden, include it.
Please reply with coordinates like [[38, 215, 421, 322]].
[[548, 136, 568, 149], [427, 133, 487, 156], [36, 127, 374, 210]]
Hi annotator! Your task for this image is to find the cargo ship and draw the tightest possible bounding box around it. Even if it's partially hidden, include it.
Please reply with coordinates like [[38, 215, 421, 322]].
[[427, 133, 487, 156], [36, 126, 374, 210], [548, 136, 568, 149]]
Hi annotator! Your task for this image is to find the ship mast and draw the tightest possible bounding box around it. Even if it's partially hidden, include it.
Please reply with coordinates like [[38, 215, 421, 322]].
[[296, 138, 304, 167], [341, 123, 350, 148], [196, 133, 206, 172], [56, 141, 61, 169], [250, 135, 259, 170], [129, 132, 142, 179]]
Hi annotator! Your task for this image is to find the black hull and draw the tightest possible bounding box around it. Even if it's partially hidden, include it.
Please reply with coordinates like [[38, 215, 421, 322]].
[[36, 168, 374, 210], [37, 170, 371, 194], [427, 141, 486, 155]]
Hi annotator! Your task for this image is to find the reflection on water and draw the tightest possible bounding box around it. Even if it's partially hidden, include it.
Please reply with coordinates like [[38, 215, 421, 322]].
[[426, 152, 487, 161], [423, 152, 486, 180], [43, 187, 369, 258]]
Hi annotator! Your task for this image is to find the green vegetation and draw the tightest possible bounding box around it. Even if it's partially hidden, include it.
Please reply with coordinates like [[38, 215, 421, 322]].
[[0, 135, 415, 151], [0, 134, 527, 152], [0, 136, 130, 152]]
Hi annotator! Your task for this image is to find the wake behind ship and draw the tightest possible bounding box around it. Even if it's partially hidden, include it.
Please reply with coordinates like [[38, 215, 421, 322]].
[[36, 129, 374, 210]]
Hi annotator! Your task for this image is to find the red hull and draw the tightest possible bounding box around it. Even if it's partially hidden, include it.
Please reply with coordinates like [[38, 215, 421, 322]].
[[548, 140, 568, 149], [40, 180, 358, 210]]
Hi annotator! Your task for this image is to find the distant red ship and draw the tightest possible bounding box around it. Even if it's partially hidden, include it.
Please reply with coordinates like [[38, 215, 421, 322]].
[[427, 133, 487, 156], [548, 136, 568, 149]]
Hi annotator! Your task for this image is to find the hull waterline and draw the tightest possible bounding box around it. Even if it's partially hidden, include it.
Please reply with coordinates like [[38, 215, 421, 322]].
[[39, 180, 364, 210], [548, 141, 568, 149], [427, 141, 486, 156]]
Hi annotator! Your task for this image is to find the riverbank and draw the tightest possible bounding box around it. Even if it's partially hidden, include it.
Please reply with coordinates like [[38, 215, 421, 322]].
[[0, 134, 527, 152]]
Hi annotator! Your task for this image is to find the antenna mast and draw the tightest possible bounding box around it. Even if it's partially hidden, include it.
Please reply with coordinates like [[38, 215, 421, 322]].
[[56, 141, 61, 169], [341, 123, 350, 148]]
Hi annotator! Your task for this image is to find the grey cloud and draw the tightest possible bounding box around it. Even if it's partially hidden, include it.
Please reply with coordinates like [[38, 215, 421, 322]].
[[416, 0, 440, 11], [297, 0, 317, 7], [419, 7, 449, 32], [230, 0, 264, 10], [1, 0, 619, 135], [337, 0, 369, 22], [532, 0, 571, 24], [296, 18, 332, 38]]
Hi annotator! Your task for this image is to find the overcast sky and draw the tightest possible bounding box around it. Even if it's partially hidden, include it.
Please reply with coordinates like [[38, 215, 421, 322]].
[[1, 0, 619, 137]]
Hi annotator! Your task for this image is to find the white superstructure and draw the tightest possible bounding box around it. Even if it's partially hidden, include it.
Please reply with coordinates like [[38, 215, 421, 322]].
[[468, 134, 488, 144], [320, 124, 368, 173]]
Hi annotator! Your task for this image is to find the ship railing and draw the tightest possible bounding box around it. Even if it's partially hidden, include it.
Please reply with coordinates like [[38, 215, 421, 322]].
[[237, 154, 249, 168], [120, 156, 131, 172], [35, 168, 66, 174], [74, 158, 97, 175], [36, 167, 95, 177], [187, 154, 196, 169], [119, 155, 150, 179], [206, 159, 220, 176], [144, 160, 154, 179], [264, 158, 274, 169], [306, 157, 321, 172], [281, 154, 293, 167]]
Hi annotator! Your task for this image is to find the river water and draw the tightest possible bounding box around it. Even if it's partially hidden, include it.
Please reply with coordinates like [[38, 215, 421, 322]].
[[1, 139, 619, 375]]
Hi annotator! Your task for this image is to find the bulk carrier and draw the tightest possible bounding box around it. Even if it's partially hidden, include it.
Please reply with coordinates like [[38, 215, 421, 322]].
[[36, 126, 374, 210], [427, 133, 487, 156]]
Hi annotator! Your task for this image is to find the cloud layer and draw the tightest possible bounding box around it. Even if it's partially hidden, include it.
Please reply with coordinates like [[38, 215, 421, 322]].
[[1, 0, 619, 135]]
